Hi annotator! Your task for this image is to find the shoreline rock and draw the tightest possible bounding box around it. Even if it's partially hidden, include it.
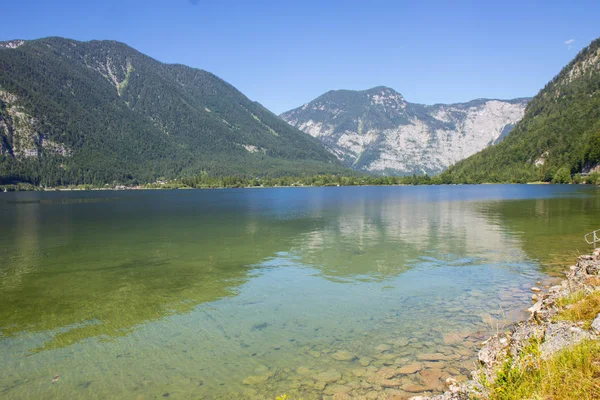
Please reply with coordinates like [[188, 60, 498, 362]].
[[413, 248, 600, 400]]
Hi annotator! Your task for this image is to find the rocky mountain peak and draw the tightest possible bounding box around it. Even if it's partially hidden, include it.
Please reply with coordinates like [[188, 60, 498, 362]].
[[281, 89, 530, 175], [0, 40, 25, 49]]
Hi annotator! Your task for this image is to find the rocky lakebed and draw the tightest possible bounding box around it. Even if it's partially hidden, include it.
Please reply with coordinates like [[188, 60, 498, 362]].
[[244, 249, 600, 400]]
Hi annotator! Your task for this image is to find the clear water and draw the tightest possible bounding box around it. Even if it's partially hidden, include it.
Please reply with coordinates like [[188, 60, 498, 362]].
[[1, 185, 600, 399]]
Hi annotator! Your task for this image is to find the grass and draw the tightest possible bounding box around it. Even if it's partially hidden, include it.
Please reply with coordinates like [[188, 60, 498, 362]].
[[485, 288, 600, 400], [554, 291, 600, 329], [486, 339, 600, 400], [555, 290, 587, 308], [587, 276, 600, 287]]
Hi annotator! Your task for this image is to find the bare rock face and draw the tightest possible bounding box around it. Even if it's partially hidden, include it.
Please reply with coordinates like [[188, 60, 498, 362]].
[[508, 322, 545, 359], [539, 322, 593, 359], [281, 87, 529, 175]]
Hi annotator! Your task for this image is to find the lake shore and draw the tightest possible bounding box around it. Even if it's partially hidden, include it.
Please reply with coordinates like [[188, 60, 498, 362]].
[[0, 181, 592, 193], [413, 248, 600, 400]]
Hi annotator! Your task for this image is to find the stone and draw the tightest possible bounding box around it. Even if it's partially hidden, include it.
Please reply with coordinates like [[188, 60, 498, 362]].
[[313, 381, 325, 390], [377, 367, 398, 379], [314, 369, 342, 383], [380, 379, 403, 387], [403, 383, 431, 393], [296, 366, 311, 376], [418, 369, 444, 391], [359, 357, 372, 366], [376, 344, 391, 352], [375, 353, 396, 361], [423, 361, 446, 369], [332, 350, 355, 361], [509, 322, 545, 359], [398, 363, 422, 374], [540, 322, 593, 359], [366, 372, 383, 385], [478, 335, 509, 368], [332, 393, 351, 400], [442, 332, 468, 345], [591, 313, 600, 334], [242, 374, 270, 385], [307, 350, 321, 358], [389, 337, 410, 347], [324, 384, 351, 395], [416, 353, 448, 361], [531, 287, 542, 293], [445, 377, 458, 387]]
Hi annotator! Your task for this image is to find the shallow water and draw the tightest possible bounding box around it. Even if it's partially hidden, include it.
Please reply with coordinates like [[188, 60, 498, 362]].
[[1, 185, 600, 399]]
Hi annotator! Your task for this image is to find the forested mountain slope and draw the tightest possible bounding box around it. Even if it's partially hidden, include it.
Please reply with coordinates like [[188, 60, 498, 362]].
[[0, 37, 345, 186], [441, 38, 600, 183], [281, 87, 528, 175]]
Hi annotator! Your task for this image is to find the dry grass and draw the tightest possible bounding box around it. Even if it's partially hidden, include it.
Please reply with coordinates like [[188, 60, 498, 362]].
[[587, 276, 600, 287], [488, 340, 600, 400], [554, 291, 600, 329]]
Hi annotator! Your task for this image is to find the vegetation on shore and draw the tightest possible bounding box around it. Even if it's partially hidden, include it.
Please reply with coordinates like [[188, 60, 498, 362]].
[[440, 38, 600, 185], [481, 290, 600, 400], [485, 339, 600, 400], [0, 172, 439, 191], [3, 171, 600, 192], [0, 37, 347, 187]]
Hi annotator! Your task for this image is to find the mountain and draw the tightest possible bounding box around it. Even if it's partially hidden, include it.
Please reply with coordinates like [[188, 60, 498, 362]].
[[441, 38, 600, 183], [281, 87, 529, 175], [0, 37, 346, 186]]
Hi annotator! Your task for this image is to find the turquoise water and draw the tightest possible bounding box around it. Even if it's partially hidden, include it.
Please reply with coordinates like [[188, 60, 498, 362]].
[[1, 185, 600, 399]]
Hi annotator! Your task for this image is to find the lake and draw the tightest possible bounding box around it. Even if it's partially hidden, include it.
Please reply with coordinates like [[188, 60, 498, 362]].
[[1, 185, 600, 399]]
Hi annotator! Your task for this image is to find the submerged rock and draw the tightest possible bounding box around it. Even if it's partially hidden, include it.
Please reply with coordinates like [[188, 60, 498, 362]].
[[417, 353, 448, 362], [376, 367, 398, 379], [332, 350, 355, 361], [398, 363, 422, 374], [419, 369, 445, 392], [242, 374, 270, 385], [324, 384, 351, 395], [389, 337, 410, 347], [359, 357, 372, 366], [314, 369, 342, 383], [376, 344, 392, 352], [403, 383, 432, 393]]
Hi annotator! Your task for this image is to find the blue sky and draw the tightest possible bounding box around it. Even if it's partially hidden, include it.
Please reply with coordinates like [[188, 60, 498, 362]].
[[2, 0, 599, 114]]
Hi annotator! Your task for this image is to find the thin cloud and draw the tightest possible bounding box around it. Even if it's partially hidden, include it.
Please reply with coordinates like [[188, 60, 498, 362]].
[[564, 39, 575, 49]]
